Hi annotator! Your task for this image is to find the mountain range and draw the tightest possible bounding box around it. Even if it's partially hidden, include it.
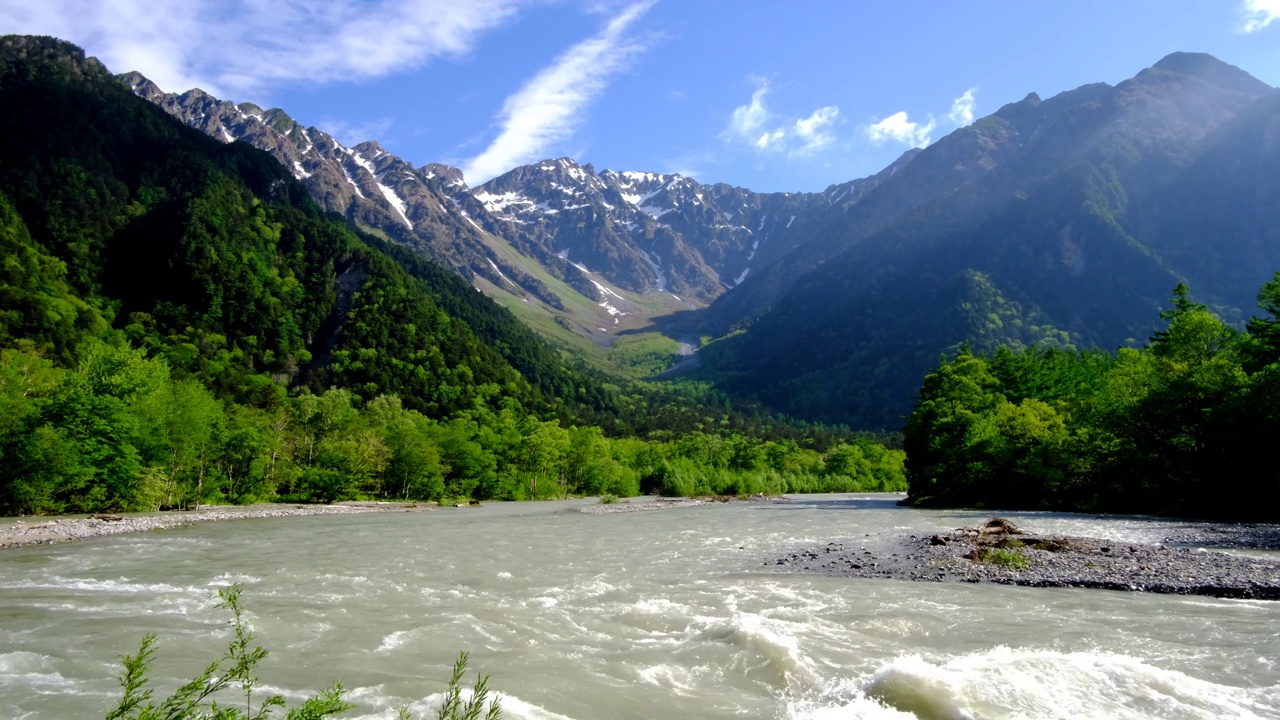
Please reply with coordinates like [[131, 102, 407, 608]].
[[108, 50, 1280, 428], [121, 74, 916, 337]]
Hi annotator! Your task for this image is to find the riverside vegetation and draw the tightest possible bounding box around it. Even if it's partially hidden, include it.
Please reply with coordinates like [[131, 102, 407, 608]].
[[106, 584, 501, 720], [0, 36, 904, 516], [904, 280, 1280, 522]]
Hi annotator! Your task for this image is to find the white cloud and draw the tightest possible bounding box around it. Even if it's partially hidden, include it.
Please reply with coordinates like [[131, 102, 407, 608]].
[[725, 80, 773, 141], [756, 128, 786, 150], [722, 80, 841, 159], [866, 111, 936, 148], [460, 1, 656, 184], [1242, 0, 1280, 32], [948, 88, 977, 127], [0, 0, 527, 97], [791, 106, 839, 157]]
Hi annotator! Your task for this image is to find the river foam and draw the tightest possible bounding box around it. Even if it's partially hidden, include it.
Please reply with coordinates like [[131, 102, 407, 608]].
[[788, 647, 1280, 720], [2, 495, 1279, 719]]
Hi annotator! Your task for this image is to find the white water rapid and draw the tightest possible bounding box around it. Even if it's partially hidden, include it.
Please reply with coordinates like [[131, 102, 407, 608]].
[[2, 495, 1277, 719]]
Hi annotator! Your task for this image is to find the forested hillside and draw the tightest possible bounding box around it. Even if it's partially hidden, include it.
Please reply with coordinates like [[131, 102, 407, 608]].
[[904, 279, 1280, 521], [699, 53, 1280, 429], [0, 36, 905, 515]]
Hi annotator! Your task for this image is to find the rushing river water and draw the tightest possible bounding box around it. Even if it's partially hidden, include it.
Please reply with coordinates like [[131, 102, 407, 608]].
[[2, 495, 1279, 719]]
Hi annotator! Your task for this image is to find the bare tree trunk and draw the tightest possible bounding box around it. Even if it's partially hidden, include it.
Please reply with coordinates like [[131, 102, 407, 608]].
[[194, 448, 206, 511], [165, 449, 178, 509]]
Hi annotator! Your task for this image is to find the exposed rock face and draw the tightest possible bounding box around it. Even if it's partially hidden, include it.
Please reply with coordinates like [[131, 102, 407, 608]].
[[473, 158, 910, 303], [118, 71, 570, 309], [122, 72, 913, 310]]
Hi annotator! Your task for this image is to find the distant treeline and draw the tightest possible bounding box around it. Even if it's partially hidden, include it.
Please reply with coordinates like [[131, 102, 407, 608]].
[[0, 343, 904, 514], [904, 278, 1280, 521]]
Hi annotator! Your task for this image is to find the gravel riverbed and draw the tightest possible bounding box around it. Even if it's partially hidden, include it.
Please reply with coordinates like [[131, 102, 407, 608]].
[[0, 502, 428, 550], [774, 518, 1280, 600], [576, 494, 791, 515]]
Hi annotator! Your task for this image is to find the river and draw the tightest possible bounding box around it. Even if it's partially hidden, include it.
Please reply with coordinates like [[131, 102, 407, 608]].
[[2, 495, 1278, 719]]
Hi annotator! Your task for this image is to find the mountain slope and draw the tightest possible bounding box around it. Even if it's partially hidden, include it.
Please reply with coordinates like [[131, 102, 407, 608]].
[[0, 34, 615, 422], [472, 156, 912, 303], [124, 76, 915, 351], [701, 52, 1280, 428], [119, 72, 578, 312]]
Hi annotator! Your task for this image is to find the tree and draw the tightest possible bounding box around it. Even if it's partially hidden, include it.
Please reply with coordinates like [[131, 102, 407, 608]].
[[903, 347, 1003, 503], [134, 379, 223, 509], [39, 343, 170, 512], [1244, 272, 1280, 371]]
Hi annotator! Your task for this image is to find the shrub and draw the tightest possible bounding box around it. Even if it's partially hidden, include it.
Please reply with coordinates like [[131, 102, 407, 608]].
[[105, 583, 350, 720], [980, 547, 1029, 570], [105, 584, 501, 720], [599, 494, 618, 504]]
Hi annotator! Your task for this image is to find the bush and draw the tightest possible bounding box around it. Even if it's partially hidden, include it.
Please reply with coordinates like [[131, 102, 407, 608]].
[[599, 494, 618, 504], [105, 583, 350, 720], [105, 584, 501, 720], [980, 547, 1029, 570]]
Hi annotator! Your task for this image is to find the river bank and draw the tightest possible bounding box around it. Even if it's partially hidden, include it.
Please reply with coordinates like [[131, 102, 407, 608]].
[[575, 494, 791, 515], [4, 494, 1280, 719], [0, 502, 428, 550], [773, 516, 1280, 599]]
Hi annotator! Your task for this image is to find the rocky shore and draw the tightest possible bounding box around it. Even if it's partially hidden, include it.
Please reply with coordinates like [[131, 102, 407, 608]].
[[577, 496, 711, 515], [0, 502, 427, 550], [773, 517, 1280, 600], [577, 494, 791, 515]]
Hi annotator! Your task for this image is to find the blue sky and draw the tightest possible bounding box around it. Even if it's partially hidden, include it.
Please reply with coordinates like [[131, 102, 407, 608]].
[[3, 0, 1279, 191]]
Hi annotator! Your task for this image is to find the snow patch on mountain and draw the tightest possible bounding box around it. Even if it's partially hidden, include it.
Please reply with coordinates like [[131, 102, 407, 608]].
[[376, 182, 413, 229], [639, 204, 672, 220], [342, 166, 365, 198], [590, 279, 624, 301], [486, 258, 517, 287], [639, 249, 666, 291], [475, 190, 532, 215]]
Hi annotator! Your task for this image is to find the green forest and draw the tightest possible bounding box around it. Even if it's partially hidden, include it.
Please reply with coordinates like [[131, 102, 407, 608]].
[[0, 36, 905, 516], [903, 280, 1280, 521]]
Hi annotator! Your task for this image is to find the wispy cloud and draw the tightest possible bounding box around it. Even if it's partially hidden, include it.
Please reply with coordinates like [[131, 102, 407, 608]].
[[461, 1, 657, 184], [948, 88, 978, 127], [722, 79, 842, 159], [0, 0, 527, 97], [790, 106, 840, 157], [865, 111, 936, 148], [1242, 0, 1280, 32], [724, 79, 773, 142]]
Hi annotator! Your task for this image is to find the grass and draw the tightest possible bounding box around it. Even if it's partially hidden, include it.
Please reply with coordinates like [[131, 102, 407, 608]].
[[469, 231, 692, 378], [607, 333, 681, 377], [980, 547, 1030, 571]]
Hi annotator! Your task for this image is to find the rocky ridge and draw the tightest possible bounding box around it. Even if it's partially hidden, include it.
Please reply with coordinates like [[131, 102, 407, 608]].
[[121, 71, 917, 316], [118, 71, 574, 312]]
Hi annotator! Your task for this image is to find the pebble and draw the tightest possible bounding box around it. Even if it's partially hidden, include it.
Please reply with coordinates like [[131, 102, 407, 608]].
[[0, 503, 429, 550], [770, 521, 1280, 600]]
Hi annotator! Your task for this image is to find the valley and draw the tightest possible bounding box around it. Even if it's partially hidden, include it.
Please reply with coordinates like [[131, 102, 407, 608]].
[[1, 10, 1279, 718], [126, 53, 1280, 428]]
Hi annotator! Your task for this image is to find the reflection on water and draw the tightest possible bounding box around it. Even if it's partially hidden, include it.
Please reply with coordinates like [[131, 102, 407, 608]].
[[1, 495, 1277, 719]]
